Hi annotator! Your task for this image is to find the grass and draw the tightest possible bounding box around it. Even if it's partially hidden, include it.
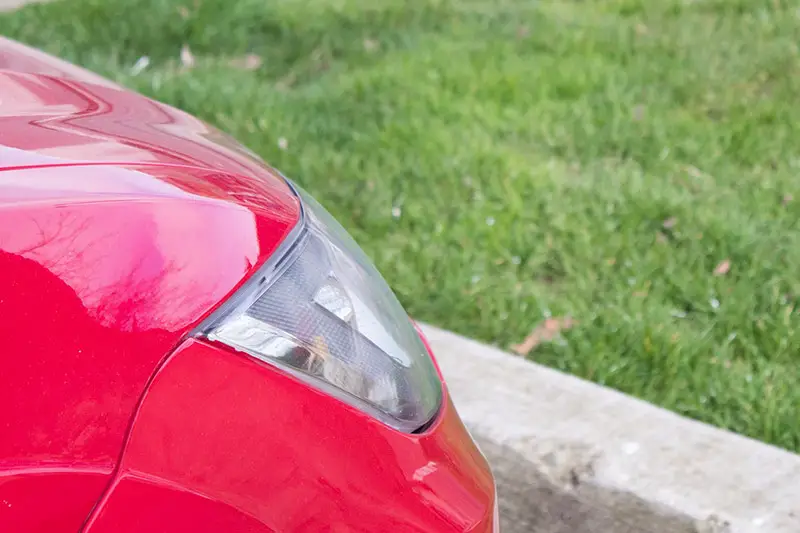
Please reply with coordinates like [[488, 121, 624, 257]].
[[2, 0, 800, 451]]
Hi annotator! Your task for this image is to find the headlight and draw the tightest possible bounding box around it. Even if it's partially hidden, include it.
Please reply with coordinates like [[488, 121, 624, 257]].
[[198, 183, 443, 432]]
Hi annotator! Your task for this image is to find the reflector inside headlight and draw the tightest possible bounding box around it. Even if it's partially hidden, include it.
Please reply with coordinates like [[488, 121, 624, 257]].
[[200, 185, 442, 432]]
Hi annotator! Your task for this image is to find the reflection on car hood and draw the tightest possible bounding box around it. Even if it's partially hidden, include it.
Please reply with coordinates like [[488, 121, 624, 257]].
[[0, 42, 302, 503]]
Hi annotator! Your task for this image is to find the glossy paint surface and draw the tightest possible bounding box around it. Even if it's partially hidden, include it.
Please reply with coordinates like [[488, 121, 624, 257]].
[[0, 163, 298, 530], [0, 38, 496, 531], [0, 39, 300, 530], [84, 339, 496, 533], [0, 468, 108, 533], [0, 71, 268, 176], [0, 36, 122, 90]]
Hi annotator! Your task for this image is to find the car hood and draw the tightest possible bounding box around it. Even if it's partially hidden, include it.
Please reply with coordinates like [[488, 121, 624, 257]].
[[0, 41, 301, 519], [0, 69, 273, 173]]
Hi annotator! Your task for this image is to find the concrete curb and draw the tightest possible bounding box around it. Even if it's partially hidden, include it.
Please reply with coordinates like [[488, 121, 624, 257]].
[[421, 323, 800, 533], [0, 0, 48, 10]]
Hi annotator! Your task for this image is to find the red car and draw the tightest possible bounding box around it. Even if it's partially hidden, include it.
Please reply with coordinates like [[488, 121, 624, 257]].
[[0, 38, 498, 532]]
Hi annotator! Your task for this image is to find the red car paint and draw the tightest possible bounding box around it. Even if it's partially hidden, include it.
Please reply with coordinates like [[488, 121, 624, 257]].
[[0, 38, 497, 532]]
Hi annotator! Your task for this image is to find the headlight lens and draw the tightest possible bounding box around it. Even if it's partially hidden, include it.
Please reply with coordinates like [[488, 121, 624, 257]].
[[200, 185, 442, 432]]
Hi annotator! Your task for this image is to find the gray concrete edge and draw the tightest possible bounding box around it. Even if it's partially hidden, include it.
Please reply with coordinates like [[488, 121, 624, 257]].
[[0, 0, 49, 10], [421, 323, 800, 533]]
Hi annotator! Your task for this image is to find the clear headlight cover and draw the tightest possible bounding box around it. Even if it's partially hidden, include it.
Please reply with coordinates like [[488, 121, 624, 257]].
[[200, 186, 443, 432]]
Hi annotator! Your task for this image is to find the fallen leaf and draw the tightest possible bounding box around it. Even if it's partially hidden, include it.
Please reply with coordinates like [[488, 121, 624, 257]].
[[511, 317, 576, 356], [229, 54, 262, 70], [662, 217, 677, 229], [363, 38, 379, 51], [635, 22, 648, 35], [180, 44, 195, 68], [713, 259, 731, 276], [633, 291, 648, 297]]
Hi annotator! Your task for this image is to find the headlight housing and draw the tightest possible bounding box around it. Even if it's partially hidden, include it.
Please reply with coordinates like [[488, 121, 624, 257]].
[[198, 183, 442, 432]]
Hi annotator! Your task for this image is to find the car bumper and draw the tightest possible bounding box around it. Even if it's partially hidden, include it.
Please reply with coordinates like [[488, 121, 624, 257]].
[[83, 336, 498, 532]]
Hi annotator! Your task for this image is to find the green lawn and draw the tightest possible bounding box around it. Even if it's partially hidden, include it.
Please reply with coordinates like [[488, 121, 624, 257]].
[[3, 0, 800, 451]]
